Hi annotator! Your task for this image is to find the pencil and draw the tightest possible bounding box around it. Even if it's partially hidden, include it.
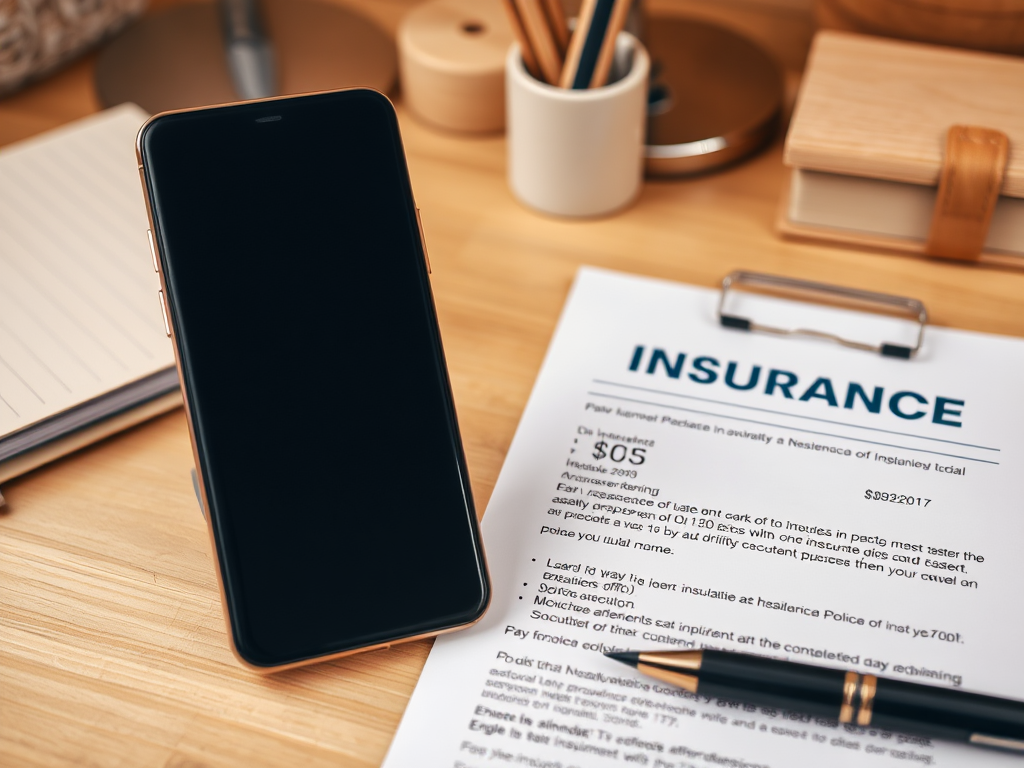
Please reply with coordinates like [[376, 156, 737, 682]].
[[540, 0, 569, 57], [589, 0, 632, 88], [500, 0, 542, 81], [559, 0, 598, 89], [514, 0, 563, 85], [559, 0, 631, 89]]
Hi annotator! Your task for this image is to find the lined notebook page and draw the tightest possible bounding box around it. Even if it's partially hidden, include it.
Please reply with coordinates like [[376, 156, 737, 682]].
[[0, 104, 174, 438]]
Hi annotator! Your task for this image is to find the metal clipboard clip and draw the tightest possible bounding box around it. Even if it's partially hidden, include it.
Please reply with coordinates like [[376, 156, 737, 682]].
[[718, 271, 928, 359]]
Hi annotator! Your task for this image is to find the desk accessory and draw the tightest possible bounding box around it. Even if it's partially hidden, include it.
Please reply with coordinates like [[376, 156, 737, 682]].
[[221, 0, 276, 100], [780, 31, 1024, 265], [559, 0, 632, 89], [607, 649, 1024, 753], [540, 0, 570, 57], [513, 0, 564, 85], [500, 0, 542, 80], [719, 271, 927, 359], [398, 0, 513, 133], [643, 16, 783, 176], [0, 105, 179, 488], [506, 32, 649, 216], [95, 0, 396, 114]]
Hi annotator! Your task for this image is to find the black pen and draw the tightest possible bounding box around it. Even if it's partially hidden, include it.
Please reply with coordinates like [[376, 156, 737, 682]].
[[605, 648, 1024, 753]]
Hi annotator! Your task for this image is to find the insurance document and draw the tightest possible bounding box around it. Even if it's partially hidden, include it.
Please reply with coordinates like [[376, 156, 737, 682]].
[[384, 268, 1024, 768]]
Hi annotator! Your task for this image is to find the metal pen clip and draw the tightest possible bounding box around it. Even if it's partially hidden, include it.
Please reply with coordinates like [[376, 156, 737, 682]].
[[718, 271, 927, 359]]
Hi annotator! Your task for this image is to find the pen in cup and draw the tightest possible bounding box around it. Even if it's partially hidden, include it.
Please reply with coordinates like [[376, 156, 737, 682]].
[[560, 0, 632, 89], [501, 0, 634, 89], [501, 0, 543, 80], [540, 0, 569, 57], [513, 0, 564, 84]]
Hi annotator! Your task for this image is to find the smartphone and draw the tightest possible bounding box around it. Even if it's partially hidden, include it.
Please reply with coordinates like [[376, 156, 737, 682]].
[[137, 89, 489, 671]]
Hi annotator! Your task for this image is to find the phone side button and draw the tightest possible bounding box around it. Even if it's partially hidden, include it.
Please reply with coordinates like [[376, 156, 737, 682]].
[[158, 291, 171, 337], [147, 228, 159, 273], [415, 208, 431, 274]]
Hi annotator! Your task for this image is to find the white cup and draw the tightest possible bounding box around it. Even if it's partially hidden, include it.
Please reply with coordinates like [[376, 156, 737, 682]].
[[506, 32, 649, 218]]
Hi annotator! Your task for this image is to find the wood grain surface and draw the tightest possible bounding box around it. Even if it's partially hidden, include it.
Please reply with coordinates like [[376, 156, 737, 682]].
[[813, 0, 1024, 56], [4, 1, 1024, 766], [785, 31, 1024, 197]]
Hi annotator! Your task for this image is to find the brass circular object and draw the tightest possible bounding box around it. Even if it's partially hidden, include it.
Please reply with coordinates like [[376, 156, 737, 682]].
[[644, 17, 783, 176], [95, 0, 397, 114]]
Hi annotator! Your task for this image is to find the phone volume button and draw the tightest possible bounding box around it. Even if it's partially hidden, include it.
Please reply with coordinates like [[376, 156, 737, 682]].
[[147, 229, 159, 273], [158, 291, 171, 337], [416, 207, 431, 274]]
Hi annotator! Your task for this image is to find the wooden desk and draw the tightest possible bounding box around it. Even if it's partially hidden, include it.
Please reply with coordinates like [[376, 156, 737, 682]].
[[3, 2, 1024, 766]]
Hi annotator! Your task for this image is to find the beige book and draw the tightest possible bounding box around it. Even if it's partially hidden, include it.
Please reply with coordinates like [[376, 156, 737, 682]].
[[780, 31, 1024, 263], [785, 169, 1024, 258]]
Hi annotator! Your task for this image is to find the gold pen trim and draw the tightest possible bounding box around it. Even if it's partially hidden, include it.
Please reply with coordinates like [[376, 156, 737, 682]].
[[638, 650, 703, 672], [839, 670, 859, 723], [857, 674, 877, 726], [970, 733, 1024, 752], [635, 662, 699, 693]]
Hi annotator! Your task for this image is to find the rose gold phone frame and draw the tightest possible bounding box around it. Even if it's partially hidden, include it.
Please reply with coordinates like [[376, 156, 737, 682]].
[[136, 88, 490, 673]]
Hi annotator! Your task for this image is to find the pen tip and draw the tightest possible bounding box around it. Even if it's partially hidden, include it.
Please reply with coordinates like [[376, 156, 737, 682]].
[[604, 650, 640, 667]]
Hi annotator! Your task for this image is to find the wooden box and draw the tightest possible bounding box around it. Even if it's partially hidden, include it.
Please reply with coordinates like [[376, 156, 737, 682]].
[[780, 31, 1024, 266]]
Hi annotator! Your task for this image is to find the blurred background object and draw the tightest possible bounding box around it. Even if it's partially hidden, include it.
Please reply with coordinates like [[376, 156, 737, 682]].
[[815, 0, 1024, 55], [94, 0, 396, 113], [780, 31, 1024, 266], [221, 0, 276, 100], [643, 15, 783, 176], [0, 0, 146, 97], [399, 0, 512, 133]]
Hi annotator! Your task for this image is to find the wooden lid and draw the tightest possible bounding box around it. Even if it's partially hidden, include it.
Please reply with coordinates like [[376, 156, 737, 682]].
[[397, 0, 512, 133], [785, 31, 1024, 198], [399, 0, 511, 75]]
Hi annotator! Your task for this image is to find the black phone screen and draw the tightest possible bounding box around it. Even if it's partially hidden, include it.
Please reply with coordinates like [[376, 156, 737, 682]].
[[140, 90, 488, 667]]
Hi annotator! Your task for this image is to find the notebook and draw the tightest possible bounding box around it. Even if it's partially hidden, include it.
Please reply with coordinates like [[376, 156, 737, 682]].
[[780, 32, 1024, 264], [0, 104, 179, 487]]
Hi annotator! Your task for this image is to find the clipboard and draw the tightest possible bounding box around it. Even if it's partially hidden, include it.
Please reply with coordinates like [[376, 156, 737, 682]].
[[717, 271, 928, 360]]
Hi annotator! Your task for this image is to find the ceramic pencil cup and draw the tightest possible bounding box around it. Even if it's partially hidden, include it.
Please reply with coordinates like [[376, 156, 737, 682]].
[[506, 32, 649, 218]]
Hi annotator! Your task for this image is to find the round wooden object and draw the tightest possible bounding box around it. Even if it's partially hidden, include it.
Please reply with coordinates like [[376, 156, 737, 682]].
[[398, 0, 513, 134], [95, 0, 396, 114], [815, 0, 1024, 55], [644, 17, 783, 177]]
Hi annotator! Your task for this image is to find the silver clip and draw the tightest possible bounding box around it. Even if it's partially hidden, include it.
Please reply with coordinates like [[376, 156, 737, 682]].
[[718, 271, 927, 359]]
